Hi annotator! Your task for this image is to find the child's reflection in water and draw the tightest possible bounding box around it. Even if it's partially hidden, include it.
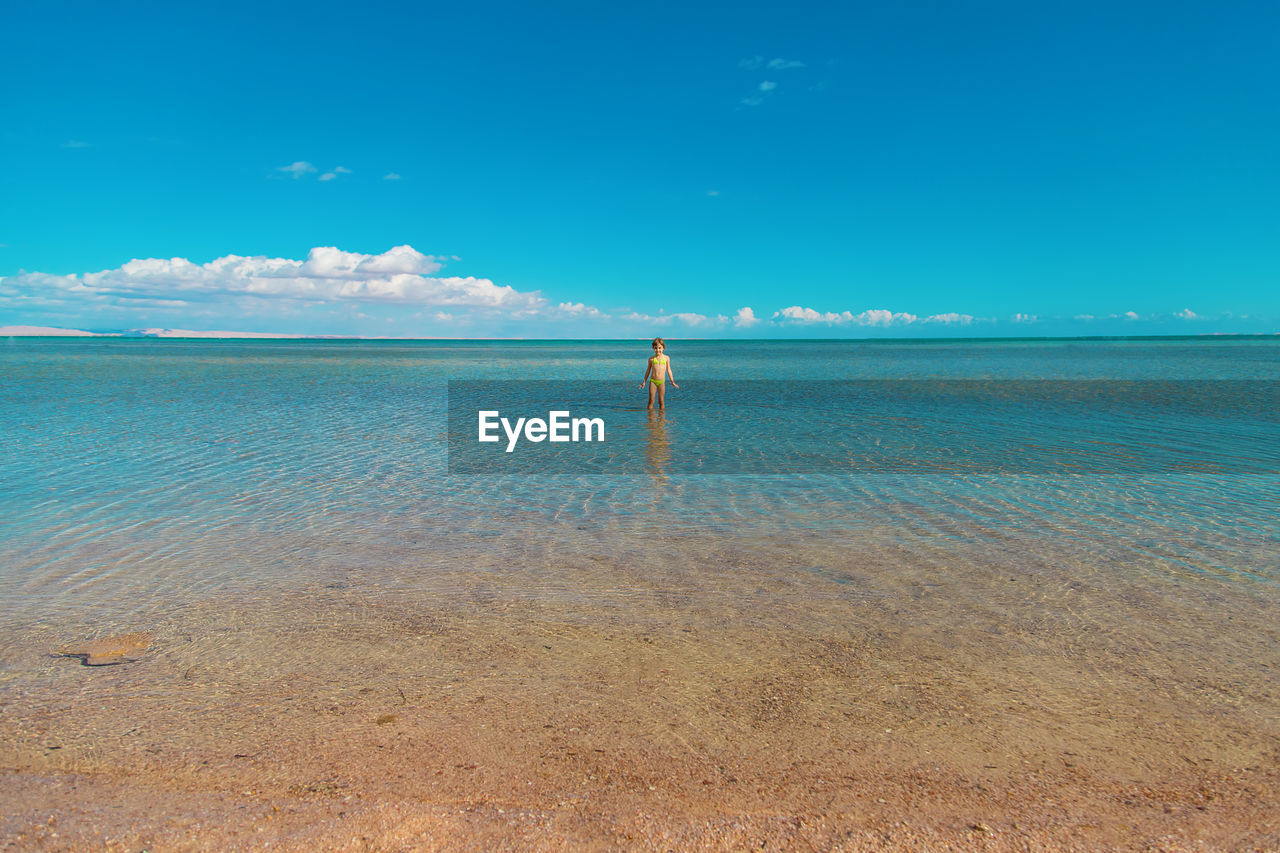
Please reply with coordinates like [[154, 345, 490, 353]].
[[645, 407, 670, 488]]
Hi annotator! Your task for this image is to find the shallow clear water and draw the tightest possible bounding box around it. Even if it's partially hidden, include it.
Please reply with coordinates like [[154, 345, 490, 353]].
[[2, 337, 1276, 622]]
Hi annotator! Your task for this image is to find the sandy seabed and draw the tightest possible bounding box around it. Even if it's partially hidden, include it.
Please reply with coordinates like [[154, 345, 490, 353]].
[[2, 531, 1278, 852]]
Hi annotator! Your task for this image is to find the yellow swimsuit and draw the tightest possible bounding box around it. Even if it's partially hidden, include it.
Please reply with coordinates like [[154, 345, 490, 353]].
[[649, 355, 668, 386]]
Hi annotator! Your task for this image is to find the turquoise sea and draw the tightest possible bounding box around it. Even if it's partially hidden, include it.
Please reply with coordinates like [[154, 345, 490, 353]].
[[1, 336, 1278, 846], [2, 336, 1276, 618]]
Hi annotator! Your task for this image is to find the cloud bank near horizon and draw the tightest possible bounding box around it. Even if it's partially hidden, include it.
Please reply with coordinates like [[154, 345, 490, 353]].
[[1, 246, 564, 334], [0, 244, 1255, 337], [773, 306, 975, 327]]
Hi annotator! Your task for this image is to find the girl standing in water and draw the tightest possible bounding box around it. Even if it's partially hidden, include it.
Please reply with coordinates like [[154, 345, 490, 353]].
[[639, 337, 678, 409]]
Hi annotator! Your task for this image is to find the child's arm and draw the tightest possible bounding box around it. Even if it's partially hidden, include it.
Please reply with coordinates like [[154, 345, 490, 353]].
[[667, 358, 678, 389], [639, 361, 651, 389]]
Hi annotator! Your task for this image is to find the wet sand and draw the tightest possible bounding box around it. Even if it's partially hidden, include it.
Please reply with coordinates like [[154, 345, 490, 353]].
[[3, 547, 1278, 852]]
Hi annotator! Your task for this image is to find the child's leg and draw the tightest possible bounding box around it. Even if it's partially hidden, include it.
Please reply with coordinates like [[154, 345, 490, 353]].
[[656, 383, 666, 409], [647, 382, 656, 409]]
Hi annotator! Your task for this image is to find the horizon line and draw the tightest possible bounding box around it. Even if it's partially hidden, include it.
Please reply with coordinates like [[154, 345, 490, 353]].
[[3, 327, 1278, 344]]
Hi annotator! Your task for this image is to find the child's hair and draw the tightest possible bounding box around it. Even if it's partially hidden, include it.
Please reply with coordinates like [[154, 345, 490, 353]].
[[651, 337, 666, 348]]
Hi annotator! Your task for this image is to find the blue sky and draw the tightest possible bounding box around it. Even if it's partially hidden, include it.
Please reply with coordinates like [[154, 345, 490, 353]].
[[2, 0, 1277, 337]]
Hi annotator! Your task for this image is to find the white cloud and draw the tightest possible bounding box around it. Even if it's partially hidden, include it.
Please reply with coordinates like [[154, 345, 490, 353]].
[[335, 166, 353, 174], [740, 56, 804, 71], [620, 311, 671, 326], [557, 301, 606, 319], [619, 311, 726, 328], [319, 173, 337, 181], [1074, 314, 1095, 321], [278, 161, 317, 179], [1, 246, 545, 315], [672, 312, 728, 327], [774, 306, 841, 323], [707, 189, 720, 196], [298, 245, 445, 277], [923, 312, 973, 325], [854, 309, 919, 326], [131, 328, 307, 338], [741, 80, 780, 107], [383, 173, 402, 181], [319, 167, 352, 181], [772, 306, 921, 326], [0, 271, 90, 307], [9, 250, 1203, 337]]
